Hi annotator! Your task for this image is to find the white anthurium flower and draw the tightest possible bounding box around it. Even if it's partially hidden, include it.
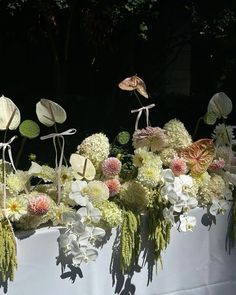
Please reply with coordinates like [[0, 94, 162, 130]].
[[36, 98, 67, 126], [77, 202, 102, 224], [179, 215, 196, 232], [209, 198, 231, 216], [0, 95, 21, 130], [28, 161, 42, 175], [207, 92, 233, 119], [70, 153, 96, 181], [72, 247, 98, 266], [163, 206, 176, 225], [69, 180, 89, 206]]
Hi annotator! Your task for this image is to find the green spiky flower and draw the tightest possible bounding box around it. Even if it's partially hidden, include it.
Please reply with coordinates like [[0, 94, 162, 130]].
[[19, 120, 40, 139]]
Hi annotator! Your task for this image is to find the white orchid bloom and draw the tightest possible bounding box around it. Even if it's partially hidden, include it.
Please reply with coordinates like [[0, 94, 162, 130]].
[[63, 212, 84, 233], [69, 180, 89, 206], [179, 215, 196, 232], [72, 247, 98, 265], [58, 232, 77, 251], [84, 225, 106, 244], [209, 198, 231, 216], [162, 169, 175, 183], [163, 206, 176, 225], [77, 202, 102, 224]]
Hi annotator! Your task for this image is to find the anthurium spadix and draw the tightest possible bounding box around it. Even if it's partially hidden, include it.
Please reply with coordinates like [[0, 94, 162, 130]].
[[36, 99, 67, 127], [0, 95, 21, 130], [207, 92, 233, 119], [70, 153, 96, 181]]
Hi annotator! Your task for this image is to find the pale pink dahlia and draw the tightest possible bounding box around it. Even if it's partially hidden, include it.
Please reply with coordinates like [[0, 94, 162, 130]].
[[28, 195, 50, 216], [170, 157, 188, 176], [132, 126, 168, 152], [102, 157, 122, 177], [104, 179, 121, 197]]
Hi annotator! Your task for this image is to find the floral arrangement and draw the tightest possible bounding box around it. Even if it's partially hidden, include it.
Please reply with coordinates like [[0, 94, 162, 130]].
[[0, 77, 236, 291]]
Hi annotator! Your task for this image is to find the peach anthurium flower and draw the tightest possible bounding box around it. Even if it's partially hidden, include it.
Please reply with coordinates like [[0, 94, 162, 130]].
[[180, 139, 215, 176], [118, 75, 149, 98]]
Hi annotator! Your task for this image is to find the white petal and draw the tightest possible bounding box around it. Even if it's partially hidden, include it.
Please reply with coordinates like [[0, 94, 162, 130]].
[[0, 95, 21, 130], [208, 92, 232, 119], [36, 99, 67, 126], [28, 161, 42, 175]]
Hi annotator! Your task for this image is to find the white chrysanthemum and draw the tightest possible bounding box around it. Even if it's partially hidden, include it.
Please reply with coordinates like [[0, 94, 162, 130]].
[[163, 119, 192, 151], [158, 147, 178, 167], [6, 196, 27, 221], [137, 162, 162, 188], [59, 166, 74, 184], [133, 147, 153, 168], [212, 123, 234, 146], [82, 180, 109, 202], [37, 165, 55, 182], [120, 181, 150, 212], [198, 173, 227, 204], [77, 133, 110, 169], [7, 172, 27, 193]]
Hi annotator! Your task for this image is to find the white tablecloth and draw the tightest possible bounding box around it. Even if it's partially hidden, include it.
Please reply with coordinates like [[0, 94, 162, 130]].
[[2, 208, 236, 295]]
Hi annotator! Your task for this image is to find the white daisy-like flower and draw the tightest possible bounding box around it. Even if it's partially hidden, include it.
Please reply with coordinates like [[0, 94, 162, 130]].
[[6, 196, 27, 221], [212, 123, 234, 146]]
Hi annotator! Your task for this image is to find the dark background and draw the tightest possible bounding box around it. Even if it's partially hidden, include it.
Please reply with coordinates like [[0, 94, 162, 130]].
[[0, 0, 236, 167]]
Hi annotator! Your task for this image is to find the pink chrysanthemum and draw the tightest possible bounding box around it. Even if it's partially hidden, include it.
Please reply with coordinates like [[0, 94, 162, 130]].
[[132, 126, 168, 152], [170, 157, 188, 176], [209, 158, 225, 171], [102, 157, 122, 177], [28, 195, 50, 216], [104, 179, 121, 197]]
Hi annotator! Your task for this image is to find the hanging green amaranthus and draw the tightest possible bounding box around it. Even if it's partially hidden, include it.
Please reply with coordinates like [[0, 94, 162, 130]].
[[120, 210, 141, 274], [0, 219, 17, 282]]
